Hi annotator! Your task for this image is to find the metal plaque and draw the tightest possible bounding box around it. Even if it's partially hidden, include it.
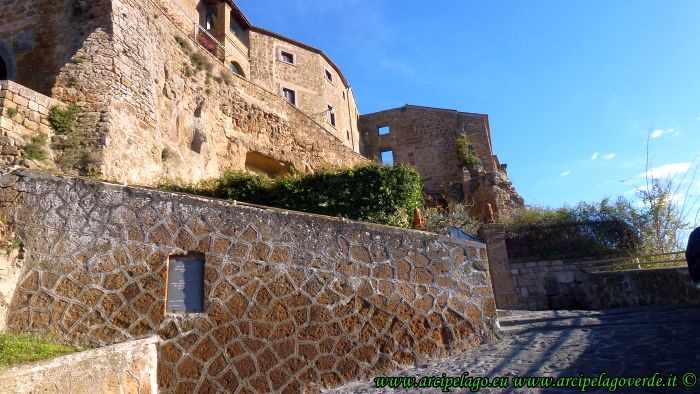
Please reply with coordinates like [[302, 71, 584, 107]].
[[166, 255, 204, 313]]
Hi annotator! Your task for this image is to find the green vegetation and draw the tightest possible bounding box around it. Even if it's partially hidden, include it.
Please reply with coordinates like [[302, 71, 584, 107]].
[[423, 203, 480, 236], [190, 51, 214, 74], [220, 71, 233, 86], [48, 105, 99, 175], [22, 134, 49, 162], [70, 55, 85, 64], [0, 333, 80, 368], [48, 105, 79, 135], [5, 108, 17, 118], [161, 147, 172, 162], [161, 163, 424, 228], [174, 36, 193, 54], [10, 236, 23, 250], [455, 134, 479, 166]]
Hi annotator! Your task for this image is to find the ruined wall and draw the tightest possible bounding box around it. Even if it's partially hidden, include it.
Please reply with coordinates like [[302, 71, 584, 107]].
[[0, 335, 159, 393], [359, 106, 494, 195], [97, 0, 365, 185], [2, 169, 498, 392], [360, 105, 523, 219]]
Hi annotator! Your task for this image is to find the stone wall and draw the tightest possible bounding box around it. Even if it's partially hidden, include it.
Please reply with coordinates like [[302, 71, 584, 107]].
[[583, 267, 700, 309], [359, 105, 523, 219], [97, 0, 365, 184], [248, 29, 359, 151], [0, 81, 59, 168], [2, 169, 498, 392], [0, 0, 112, 96], [0, 335, 159, 393]]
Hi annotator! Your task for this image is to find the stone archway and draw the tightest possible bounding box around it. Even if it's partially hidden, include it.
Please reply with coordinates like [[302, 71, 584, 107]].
[[0, 41, 17, 81]]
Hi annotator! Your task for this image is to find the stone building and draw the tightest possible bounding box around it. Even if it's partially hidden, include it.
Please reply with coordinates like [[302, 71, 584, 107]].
[[360, 105, 523, 220], [0, 0, 521, 213]]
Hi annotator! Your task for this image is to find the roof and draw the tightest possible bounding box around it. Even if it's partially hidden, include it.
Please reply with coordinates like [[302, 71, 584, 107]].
[[229, 1, 351, 87]]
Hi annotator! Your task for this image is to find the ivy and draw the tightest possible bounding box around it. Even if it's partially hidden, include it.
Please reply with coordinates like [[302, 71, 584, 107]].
[[161, 163, 424, 228]]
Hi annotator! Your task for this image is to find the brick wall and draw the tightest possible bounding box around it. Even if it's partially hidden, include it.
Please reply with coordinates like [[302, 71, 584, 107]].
[[0, 335, 159, 393], [2, 169, 498, 392]]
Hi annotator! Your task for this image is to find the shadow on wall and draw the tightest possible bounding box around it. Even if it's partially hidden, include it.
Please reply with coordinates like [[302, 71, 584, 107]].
[[0, 0, 111, 95], [245, 151, 291, 177]]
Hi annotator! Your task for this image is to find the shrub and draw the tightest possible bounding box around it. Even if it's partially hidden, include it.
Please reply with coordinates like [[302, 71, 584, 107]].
[[174, 36, 193, 54], [161, 163, 424, 228], [502, 199, 645, 260], [48, 105, 80, 135], [455, 134, 479, 166], [423, 204, 480, 237], [5, 108, 17, 118], [161, 147, 172, 162], [22, 133, 49, 162], [190, 51, 213, 74]]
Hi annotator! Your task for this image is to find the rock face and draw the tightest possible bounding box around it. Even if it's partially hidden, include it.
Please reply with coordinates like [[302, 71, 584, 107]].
[[464, 168, 525, 223], [1, 169, 499, 392]]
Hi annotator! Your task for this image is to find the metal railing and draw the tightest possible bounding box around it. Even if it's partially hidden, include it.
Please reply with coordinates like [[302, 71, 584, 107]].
[[582, 251, 687, 273], [159, 0, 229, 64]]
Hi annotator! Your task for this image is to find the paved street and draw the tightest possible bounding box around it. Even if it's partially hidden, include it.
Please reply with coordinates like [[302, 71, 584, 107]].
[[328, 305, 700, 394]]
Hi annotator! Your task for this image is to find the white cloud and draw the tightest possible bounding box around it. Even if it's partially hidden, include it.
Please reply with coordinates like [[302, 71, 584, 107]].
[[602, 153, 616, 160], [560, 170, 571, 177], [638, 162, 692, 178], [591, 152, 599, 161], [651, 128, 676, 138]]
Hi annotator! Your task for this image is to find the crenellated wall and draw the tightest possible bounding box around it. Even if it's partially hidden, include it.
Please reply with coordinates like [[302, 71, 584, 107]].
[[1, 169, 499, 392]]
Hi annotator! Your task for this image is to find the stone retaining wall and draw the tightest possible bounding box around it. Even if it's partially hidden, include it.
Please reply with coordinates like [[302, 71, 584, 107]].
[[0, 80, 59, 167], [585, 267, 700, 309], [0, 335, 159, 394], [2, 169, 498, 392]]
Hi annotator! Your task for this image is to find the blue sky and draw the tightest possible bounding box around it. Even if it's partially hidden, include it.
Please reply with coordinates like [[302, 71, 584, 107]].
[[237, 0, 700, 227]]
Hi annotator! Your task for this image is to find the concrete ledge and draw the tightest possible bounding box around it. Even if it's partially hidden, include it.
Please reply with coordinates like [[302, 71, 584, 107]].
[[0, 335, 159, 394]]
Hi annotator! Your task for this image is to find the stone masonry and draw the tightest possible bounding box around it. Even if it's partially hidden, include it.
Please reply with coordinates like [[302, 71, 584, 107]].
[[1, 169, 499, 392], [0, 335, 159, 393], [360, 105, 523, 220]]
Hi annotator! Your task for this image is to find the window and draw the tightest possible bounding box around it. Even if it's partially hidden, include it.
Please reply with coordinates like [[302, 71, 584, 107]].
[[378, 125, 390, 135], [280, 50, 295, 64], [325, 69, 333, 83], [202, 3, 217, 30], [283, 88, 296, 105], [230, 62, 244, 76], [380, 150, 394, 165], [166, 254, 205, 313], [327, 105, 336, 127]]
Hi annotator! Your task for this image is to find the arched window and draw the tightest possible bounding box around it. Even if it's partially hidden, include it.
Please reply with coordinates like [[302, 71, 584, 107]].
[[229, 62, 244, 77]]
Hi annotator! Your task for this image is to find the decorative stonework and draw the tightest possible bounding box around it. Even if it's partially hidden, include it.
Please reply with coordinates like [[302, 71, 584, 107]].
[[2, 169, 498, 392]]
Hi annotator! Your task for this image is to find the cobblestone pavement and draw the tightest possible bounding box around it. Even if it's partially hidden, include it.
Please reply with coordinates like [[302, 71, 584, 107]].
[[328, 305, 700, 394]]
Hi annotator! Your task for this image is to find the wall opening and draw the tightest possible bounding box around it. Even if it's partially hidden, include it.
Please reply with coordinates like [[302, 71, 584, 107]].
[[230, 61, 245, 77], [245, 151, 290, 177], [380, 150, 394, 165], [378, 125, 390, 135], [0, 59, 6, 80], [166, 254, 205, 313]]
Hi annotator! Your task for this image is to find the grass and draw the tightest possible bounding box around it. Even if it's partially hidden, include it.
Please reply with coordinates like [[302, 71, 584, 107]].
[[0, 333, 80, 368], [22, 134, 49, 162]]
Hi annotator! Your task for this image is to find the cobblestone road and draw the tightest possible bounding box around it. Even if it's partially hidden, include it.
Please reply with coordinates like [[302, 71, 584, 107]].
[[328, 305, 700, 394]]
